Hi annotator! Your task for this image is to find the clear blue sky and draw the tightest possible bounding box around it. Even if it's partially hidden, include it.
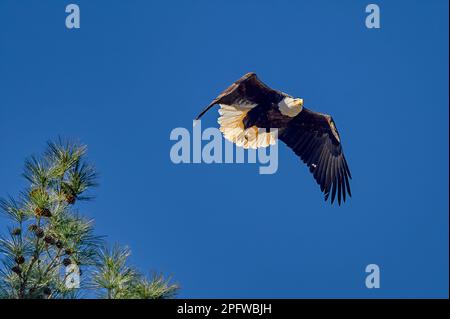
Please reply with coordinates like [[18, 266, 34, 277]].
[[0, 0, 448, 298]]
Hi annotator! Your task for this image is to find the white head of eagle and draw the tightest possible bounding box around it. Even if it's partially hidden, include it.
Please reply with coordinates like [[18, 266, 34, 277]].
[[195, 72, 352, 205], [278, 96, 304, 117]]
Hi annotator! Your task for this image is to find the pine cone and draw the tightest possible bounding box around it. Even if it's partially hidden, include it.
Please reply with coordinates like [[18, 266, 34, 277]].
[[64, 248, 73, 255], [34, 227, 44, 238], [44, 235, 55, 245], [43, 287, 51, 295], [15, 255, 25, 264], [55, 240, 64, 249], [34, 207, 43, 217], [62, 258, 72, 267], [11, 228, 22, 236], [11, 266, 21, 274], [41, 208, 52, 218], [65, 194, 76, 205]]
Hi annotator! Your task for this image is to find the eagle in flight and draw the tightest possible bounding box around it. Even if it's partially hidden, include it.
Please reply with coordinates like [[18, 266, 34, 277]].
[[196, 72, 352, 205]]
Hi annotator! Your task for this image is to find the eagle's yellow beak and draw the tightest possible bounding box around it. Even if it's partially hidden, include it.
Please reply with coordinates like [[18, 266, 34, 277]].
[[295, 98, 304, 107]]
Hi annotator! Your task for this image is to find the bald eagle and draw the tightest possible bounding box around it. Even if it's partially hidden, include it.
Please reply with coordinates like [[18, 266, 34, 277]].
[[196, 72, 352, 205]]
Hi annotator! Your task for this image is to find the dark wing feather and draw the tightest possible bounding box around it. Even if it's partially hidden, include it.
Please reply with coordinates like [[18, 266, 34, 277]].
[[279, 108, 352, 205], [195, 72, 286, 120]]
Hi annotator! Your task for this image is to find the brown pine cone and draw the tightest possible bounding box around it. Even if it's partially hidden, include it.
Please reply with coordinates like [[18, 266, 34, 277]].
[[41, 208, 52, 217], [44, 235, 55, 245], [11, 266, 21, 274], [15, 255, 25, 264], [62, 258, 72, 267], [65, 194, 76, 205], [34, 227, 44, 238], [34, 207, 43, 217], [43, 287, 51, 295], [11, 228, 22, 236]]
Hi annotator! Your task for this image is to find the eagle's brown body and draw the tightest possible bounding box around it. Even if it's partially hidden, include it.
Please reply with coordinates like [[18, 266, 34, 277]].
[[196, 72, 352, 205]]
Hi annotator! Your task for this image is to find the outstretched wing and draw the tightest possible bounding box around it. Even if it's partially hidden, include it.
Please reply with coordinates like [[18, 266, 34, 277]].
[[279, 108, 352, 205], [195, 72, 286, 120]]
